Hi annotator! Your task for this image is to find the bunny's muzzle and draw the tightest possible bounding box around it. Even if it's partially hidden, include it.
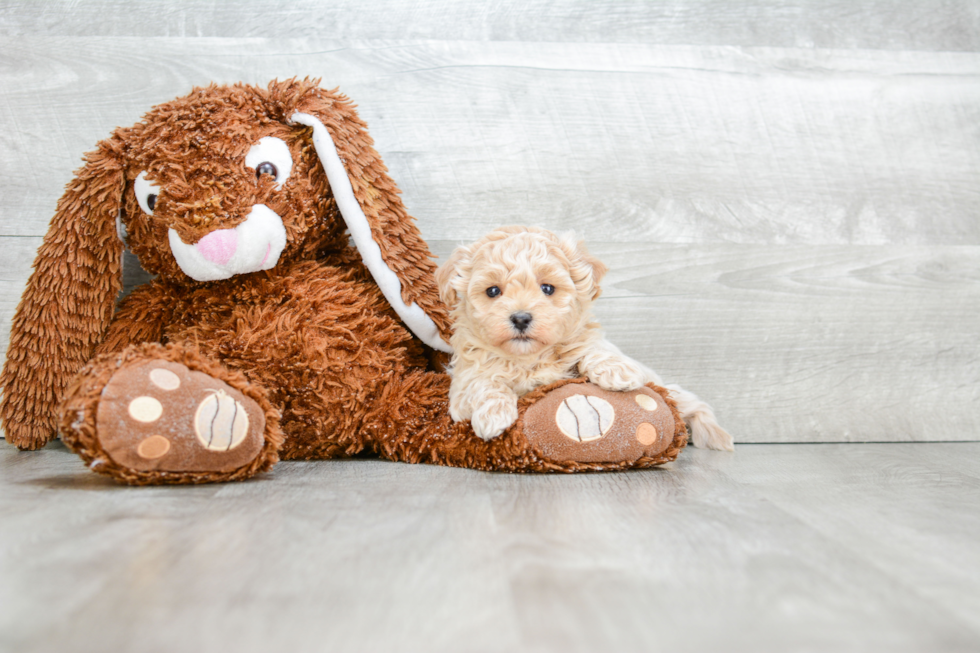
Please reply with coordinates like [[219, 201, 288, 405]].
[[168, 204, 287, 282]]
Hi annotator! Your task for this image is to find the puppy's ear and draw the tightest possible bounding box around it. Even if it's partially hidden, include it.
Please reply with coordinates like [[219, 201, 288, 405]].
[[435, 245, 473, 308], [284, 80, 452, 353], [559, 235, 608, 301], [0, 141, 126, 449]]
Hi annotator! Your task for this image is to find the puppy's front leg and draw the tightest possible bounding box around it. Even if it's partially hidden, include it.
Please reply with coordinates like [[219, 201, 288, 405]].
[[471, 389, 519, 440], [578, 343, 647, 392], [450, 378, 519, 440]]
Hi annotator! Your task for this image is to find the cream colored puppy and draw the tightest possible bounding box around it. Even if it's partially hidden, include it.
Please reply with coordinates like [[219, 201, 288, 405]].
[[436, 226, 734, 450]]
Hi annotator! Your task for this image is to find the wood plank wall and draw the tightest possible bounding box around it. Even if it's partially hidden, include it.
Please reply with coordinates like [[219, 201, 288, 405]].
[[1, 1, 978, 442]]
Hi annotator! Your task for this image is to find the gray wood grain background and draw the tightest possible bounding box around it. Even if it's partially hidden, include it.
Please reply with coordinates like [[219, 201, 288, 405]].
[[1, 1, 977, 443]]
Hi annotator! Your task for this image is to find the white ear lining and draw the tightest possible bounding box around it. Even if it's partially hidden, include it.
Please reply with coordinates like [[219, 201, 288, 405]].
[[291, 112, 452, 354]]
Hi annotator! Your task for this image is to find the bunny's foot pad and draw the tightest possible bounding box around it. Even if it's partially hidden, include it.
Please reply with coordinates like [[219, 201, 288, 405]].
[[522, 382, 685, 465], [96, 360, 265, 473], [60, 343, 282, 485]]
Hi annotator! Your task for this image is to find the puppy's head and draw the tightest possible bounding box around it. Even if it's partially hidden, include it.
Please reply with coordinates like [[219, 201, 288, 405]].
[[437, 226, 607, 357]]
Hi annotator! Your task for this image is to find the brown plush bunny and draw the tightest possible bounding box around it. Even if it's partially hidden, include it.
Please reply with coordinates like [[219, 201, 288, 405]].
[[0, 79, 686, 484]]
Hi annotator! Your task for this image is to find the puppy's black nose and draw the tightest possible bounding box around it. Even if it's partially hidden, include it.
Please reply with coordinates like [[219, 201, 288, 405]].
[[510, 312, 533, 332]]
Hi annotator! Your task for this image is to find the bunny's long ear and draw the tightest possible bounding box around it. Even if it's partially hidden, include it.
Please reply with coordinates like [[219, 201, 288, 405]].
[[1, 143, 125, 449], [290, 92, 453, 354]]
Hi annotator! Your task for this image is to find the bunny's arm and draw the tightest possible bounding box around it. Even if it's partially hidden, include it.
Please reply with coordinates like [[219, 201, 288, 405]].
[[94, 281, 176, 356]]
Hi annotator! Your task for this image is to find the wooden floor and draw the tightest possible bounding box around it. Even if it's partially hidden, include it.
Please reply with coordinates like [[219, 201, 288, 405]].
[[2, 442, 979, 653], [1, 4, 978, 650]]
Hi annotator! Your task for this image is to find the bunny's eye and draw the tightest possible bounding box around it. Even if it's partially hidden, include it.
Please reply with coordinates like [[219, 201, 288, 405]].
[[246, 137, 292, 189], [256, 162, 277, 178], [134, 171, 161, 216]]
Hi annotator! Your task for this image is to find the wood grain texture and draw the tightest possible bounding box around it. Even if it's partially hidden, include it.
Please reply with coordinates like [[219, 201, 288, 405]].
[[1, 5, 978, 444], [2, 442, 979, 652], [2, 39, 978, 244], [2, 0, 980, 52]]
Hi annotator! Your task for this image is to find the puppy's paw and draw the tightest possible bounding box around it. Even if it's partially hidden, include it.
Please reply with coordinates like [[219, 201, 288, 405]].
[[584, 358, 646, 392], [471, 395, 519, 440], [449, 400, 471, 424], [688, 414, 735, 451]]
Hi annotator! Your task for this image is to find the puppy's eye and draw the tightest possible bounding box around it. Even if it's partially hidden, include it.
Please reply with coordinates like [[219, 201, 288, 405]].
[[256, 162, 277, 179], [147, 194, 157, 211], [541, 284, 555, 296], [486, 286, 501, 298]]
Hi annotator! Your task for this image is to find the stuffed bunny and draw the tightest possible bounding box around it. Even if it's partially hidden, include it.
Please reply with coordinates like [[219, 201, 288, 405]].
[[0, 79, 686, 484]]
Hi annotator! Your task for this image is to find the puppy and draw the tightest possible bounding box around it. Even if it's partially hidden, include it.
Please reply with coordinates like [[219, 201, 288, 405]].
[[436, 226, 734, 451]]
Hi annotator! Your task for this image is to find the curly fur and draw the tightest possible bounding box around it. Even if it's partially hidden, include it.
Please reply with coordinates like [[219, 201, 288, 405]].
[[438, 226, 734, 450]]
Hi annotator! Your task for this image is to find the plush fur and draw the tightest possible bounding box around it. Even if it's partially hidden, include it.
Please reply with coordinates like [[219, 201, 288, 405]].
[[1, 80, 692, 484], [438, 226, 734, 450]]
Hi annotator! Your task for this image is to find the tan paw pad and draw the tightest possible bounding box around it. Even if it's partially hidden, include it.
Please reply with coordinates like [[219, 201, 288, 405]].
[[149, 368, 181, 390], [635, 394, 658, 411], [128, 396, 163, 422], [137, 435, 171, 459], [635, 423, 658, 445]]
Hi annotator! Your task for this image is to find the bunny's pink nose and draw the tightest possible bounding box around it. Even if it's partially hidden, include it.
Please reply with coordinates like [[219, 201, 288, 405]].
[[196, 229, 237, 265]]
